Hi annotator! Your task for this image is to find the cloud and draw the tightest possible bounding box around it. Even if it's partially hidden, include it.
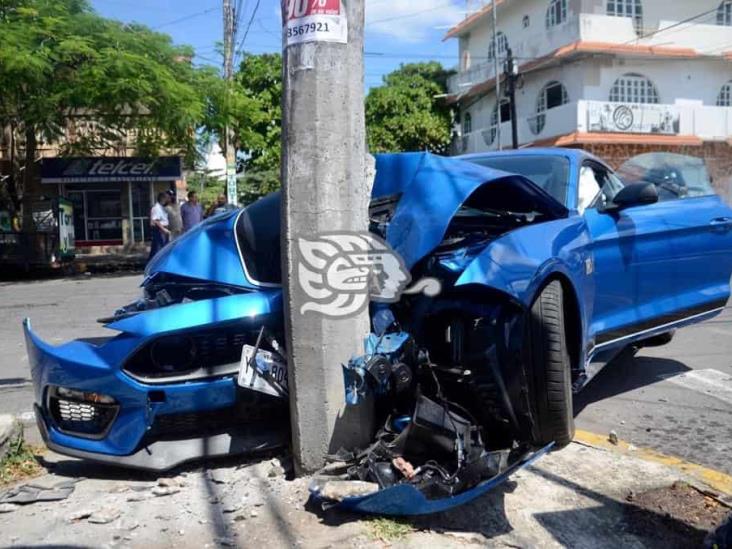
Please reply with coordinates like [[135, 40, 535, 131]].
[[365, 0, 465, 43]]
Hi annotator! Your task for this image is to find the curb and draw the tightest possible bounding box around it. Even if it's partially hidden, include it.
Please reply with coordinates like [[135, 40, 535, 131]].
[[574, 429, 732, 496], [0, 415, 23, 462]]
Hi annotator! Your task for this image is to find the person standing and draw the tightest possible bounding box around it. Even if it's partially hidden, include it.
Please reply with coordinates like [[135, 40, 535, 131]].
[[181, 190, 204, 232], [148, 192, 170, 263], [165, 189, 183, 240], [206, 194, 235, 218]]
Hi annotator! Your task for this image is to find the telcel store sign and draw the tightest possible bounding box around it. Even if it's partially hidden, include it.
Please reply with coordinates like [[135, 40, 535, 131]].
[[41, 157, 182, 183]]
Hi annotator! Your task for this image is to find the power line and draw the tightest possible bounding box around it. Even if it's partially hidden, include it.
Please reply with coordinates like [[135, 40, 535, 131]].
[[367, 2, 458, 26], [152, 5, 220, 30], [233, 0, 248, 44], [622, 6, 720, 44], [233, 0, 262, 65]]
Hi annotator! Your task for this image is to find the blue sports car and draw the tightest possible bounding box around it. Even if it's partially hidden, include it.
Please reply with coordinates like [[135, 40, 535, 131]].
[[24, 149, 732, 509]]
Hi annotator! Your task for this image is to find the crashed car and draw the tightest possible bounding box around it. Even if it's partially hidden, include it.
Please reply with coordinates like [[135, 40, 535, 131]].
[[24, 150, 732, 512]]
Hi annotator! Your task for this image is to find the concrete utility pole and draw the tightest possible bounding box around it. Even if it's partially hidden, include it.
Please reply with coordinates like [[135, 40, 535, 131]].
[[504, 47, 519, 149], [281, 0, 373, 474], [222, 0, 237, 205], [491, 0, 502, 150]]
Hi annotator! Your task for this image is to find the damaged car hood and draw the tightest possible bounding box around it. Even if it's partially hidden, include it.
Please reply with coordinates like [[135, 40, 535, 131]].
[[144, 153, 568, 290], [144, 209, 259, 290], [374, 153, 568, 269]]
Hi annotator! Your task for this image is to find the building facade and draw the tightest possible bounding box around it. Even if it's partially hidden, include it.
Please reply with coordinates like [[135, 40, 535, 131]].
[[1, 118, 185, 258], [445, 0, 732, 199], [40, 156, 183, 250]]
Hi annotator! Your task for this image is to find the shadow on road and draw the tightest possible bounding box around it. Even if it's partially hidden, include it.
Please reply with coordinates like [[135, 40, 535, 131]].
[[574, 349, 692, 416], [308, 466, 714, 547], [530, 467, 713, 548]]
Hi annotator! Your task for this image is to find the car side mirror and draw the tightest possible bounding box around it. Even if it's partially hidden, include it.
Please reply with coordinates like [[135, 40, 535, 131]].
[[606, 182, 659, 211]]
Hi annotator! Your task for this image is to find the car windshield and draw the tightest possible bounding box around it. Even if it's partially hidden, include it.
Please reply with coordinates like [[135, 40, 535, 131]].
[[466, 155, 571, 206], [235, 192, 281, 285], [616, 153, 715, 200]]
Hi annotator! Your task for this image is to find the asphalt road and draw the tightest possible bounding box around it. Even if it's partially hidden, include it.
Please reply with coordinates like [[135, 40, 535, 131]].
[[1, 274, 730, 476]]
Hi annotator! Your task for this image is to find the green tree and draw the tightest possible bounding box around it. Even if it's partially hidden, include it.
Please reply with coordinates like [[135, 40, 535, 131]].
[[366, 62, 454, 154], [234, 52, 283, 203], [0, 0, 216, 217]]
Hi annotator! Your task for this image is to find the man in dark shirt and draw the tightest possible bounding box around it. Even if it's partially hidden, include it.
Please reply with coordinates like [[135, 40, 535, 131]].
[[181, 190, 204, 232]]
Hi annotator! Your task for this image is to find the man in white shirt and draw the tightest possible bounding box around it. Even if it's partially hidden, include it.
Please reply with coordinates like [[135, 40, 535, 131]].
[[148, 192, 171, 263]]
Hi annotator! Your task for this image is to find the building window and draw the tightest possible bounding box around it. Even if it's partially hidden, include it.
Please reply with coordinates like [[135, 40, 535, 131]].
[[488, 32, 509, 60], [718, 0, 732, 25], [523, 15, 530, 28], [67, 187, 124, 243], [485, 99, 511, 145], [462, 50, 472, 71], [531, 81, 569, 134], [718, 81, 732, 106], [609, 73, 659, 104], [131, 182, 152, 242], [546, 0, 567, 28], [607, 0, 643, 34], [460, 35, 471, 70], [463, 112, 473, 135]]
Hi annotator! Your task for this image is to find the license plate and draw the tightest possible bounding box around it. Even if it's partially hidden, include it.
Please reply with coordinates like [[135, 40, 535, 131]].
[[238, 345, 289, 398]]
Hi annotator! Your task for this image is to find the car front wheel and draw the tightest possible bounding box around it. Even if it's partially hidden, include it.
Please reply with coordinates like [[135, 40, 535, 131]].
[[529, 280, 575, 448]]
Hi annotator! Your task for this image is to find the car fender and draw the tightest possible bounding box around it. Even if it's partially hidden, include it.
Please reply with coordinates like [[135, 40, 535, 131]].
[[455, 217, 593, 360]]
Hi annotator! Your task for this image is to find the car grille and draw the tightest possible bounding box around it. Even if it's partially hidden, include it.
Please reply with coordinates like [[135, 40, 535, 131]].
[[193, 331, 253, 368], [48, 397, 119, 438], [147, 393, 287, 440], [122, 326, 269, 382]]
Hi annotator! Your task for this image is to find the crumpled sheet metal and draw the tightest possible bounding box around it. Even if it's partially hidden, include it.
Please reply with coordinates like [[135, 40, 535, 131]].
[[0, 478, 79, 505], [309, 443, 554, 516]]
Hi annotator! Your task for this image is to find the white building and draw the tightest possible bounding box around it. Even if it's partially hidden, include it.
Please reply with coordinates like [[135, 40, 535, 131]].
[[445, 0, 732, 196]]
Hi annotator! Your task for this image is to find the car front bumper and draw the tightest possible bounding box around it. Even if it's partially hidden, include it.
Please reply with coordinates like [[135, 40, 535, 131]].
[[24, 318, 287, 471]]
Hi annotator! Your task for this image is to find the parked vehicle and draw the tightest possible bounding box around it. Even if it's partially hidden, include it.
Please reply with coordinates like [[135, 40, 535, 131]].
[[24, 150, 732, 514]]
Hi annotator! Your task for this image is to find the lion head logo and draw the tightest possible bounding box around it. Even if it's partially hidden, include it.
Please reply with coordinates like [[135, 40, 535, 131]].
[[296, 232, 440, 317]]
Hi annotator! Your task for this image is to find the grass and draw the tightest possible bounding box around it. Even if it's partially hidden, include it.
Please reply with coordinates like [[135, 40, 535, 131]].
[[366, 517, 414, 542], [0, 435, 44, 485]]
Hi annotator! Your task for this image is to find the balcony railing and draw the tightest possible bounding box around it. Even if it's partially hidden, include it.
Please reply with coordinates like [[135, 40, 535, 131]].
[[455, 101, 732, 154], [447, 14, 732, 97], [447, 62, 497, 97]]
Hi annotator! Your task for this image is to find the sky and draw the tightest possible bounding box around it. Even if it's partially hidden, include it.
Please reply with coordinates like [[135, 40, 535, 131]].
[[90, 0, 467, 90]]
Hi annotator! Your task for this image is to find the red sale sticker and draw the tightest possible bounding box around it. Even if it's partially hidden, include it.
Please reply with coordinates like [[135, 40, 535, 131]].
[[284, 0, 340, 20], [282, 0, 347, 46]]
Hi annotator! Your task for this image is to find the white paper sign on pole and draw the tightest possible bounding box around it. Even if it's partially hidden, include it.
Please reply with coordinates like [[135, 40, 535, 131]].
[[282, 0, 347, 47]]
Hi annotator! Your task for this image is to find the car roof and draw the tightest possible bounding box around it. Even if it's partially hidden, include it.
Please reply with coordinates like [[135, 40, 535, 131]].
[[459, 147, 610, 168]]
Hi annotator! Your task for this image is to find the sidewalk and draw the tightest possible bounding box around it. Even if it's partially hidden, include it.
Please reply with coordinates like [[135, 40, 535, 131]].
[[1, 435, 729, 548]]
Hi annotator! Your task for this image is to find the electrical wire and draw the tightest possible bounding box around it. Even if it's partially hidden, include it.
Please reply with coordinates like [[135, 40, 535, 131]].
[[152, 5, 220, 30], [622, 6, 721, 45], [366, 1, 458, 27], [233, 0, 262, 65], [233, 0, 249, 45]]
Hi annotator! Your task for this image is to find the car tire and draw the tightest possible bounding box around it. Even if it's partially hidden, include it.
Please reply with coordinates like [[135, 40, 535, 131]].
[[529, 280, 575, 448]]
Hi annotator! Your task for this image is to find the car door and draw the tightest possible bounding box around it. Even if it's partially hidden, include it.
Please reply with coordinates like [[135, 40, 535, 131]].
[[581, 161, 677, 349], [617, 153, 732, 321]]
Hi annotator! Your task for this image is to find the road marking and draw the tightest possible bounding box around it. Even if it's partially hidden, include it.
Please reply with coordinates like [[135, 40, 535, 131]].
[[0, 381, 32, 390], [575, 429, 732, 495], [662, 369, 732, 406]]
